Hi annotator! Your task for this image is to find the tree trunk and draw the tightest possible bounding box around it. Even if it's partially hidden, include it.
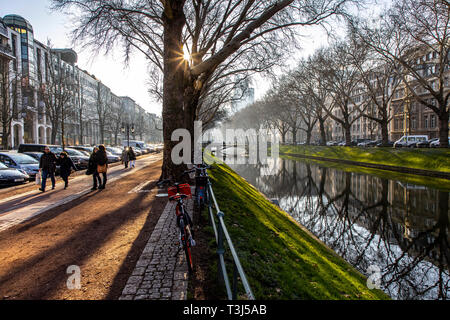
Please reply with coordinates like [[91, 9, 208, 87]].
[[61, 119, 66, 149], [438, 111, 449, 148], [281, 131, 286, 144], [292, 127, 297, 145], [319, 118, 326, 146], [381, 120, 389, 146], [79, 118, 83, 145], [306, 129, 312, 145], [160, 1, 188, 180], [2, 125, 8, 150], [344, 124, 351, 146], [51, 119, 59, 144]]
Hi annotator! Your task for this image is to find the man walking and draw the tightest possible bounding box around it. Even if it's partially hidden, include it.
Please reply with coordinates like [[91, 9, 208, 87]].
[[122, 146, 129, 168], [39, 146, 57, 192]]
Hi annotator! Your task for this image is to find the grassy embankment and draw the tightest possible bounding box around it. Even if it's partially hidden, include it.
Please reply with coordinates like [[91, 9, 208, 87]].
[[202, 162, 389, 300], [280, 145, 450, 172], [279, 145, 450, 191]]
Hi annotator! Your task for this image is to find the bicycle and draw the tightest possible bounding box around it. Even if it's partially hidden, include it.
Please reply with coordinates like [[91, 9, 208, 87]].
[[157, 179, 196, 273], [184, 163, 211, 212]]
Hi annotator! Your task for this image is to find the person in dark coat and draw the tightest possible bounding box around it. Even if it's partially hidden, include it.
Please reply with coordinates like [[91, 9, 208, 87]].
[[39, 146, 57, 192], [122, 146, 129, 168], [94, 145, 108, 189], [128, 147, 136, 168], [57, 151, 77, 189], [89, 147, 101, 190]]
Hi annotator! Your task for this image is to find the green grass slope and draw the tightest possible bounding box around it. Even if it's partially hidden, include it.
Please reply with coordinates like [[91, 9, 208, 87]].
[[280, 145, 450, 173], [205, 163, 389, 300]]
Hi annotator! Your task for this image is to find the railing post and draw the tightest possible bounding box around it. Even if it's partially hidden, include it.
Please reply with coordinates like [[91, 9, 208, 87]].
[[217, 210, 225, 284], [232, 262, 238, 300]]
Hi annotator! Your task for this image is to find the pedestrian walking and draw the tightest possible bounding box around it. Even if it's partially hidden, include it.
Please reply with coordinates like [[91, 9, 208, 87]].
[[128, 146, 136, 168], [57, 151, 77, 189], [95, 144, 108, 189], [88, 147, 102, 191], [122, 146, 129, 168], [39, 146, 57, 192]]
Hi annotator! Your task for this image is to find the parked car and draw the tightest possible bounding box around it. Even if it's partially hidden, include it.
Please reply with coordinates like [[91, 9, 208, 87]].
[[0, 152, 40, 180], [63, 148, 90, 169], [0, 162, 30, 186], [106, 151, 121, 163], [356, 139, 373, 147], [143, 144, 155, 153], [23, 152, 43, 162], [69, 146, 94, 155], [430, 137, 450, 148], [18, 143, 61, 154], [375, 140, 394, 147], [365, 139, 382, 147], [393, 135, 428, 148], [106, 147, 123, 159], [416, 138, 438, 148], [132, 147, 142, 156]]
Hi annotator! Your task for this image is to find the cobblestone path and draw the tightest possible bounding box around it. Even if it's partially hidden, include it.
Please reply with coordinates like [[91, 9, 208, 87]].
[[119, 196, 194, 300]]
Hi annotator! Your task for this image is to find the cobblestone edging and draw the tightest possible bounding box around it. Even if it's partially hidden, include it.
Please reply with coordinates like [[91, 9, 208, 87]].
[[119, 196, 194, 300]]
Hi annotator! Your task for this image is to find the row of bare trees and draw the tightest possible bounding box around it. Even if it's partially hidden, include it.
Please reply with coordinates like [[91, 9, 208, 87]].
[[236, 0, 449, 147], [51, 0, 357, 178]]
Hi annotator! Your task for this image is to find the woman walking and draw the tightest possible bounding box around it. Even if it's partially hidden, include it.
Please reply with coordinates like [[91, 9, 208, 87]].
[[95, 145, 108, 189], [57, 151, 77, 189], [88, 147, 102, 190], [128, 146, 136, 168]]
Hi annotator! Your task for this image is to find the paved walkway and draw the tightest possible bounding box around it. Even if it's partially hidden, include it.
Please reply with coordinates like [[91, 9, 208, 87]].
[[119, 191, 194, 300], [0, 154, 162, 233]]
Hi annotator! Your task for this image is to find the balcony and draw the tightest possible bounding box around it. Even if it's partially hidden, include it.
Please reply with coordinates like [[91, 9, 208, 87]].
[[0, 43, 14, 60]]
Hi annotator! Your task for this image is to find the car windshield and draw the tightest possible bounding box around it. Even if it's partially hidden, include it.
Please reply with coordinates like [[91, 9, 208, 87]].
[[0, 162, 8, 169], [65, 149, 84, 156], [8, 153, 39, 164], [50, 147, 63, 154]]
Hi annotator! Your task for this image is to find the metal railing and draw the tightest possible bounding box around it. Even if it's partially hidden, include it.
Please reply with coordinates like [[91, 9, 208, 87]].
[[205, 176, 255, 300]]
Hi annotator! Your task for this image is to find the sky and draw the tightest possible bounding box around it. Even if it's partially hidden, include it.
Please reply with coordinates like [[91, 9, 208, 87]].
[[0, 0, 390, 116], [0, 0, 158, 114]]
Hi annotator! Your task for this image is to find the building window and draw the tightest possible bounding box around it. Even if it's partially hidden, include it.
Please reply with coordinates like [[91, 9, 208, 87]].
[[412, 117, 417, 129], [430, 115, 436, 128], [424, 115, 428, 128]]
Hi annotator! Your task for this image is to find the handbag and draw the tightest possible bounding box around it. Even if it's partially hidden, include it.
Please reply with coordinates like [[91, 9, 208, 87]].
[[35, 171, 41, 185], [97, 164, 107, 173]]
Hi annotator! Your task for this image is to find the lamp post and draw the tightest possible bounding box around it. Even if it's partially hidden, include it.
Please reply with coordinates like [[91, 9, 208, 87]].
[[121, 122, 135, 147]]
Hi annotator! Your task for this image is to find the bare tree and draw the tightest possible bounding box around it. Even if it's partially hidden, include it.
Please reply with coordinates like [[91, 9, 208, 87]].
[[356, 0, 450, 147], [108, 100, 124, 146], [52, 0, 355, 178], [96, 82, 111, 144], [0, 59, 19, 149], [345, 30, 401, 145], [292, 56, 332, 145], [41, 47, 74, 146], [317, 43, 368, 145]]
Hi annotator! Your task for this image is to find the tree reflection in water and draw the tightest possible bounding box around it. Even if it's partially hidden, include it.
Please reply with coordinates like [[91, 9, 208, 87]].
[[230, 159, 449, 300]]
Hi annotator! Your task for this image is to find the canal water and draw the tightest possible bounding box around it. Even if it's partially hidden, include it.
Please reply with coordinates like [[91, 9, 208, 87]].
[[228, 156, 449, 300]]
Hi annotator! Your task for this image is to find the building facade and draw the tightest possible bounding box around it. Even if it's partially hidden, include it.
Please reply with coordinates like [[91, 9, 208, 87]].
[[0, 14, 162, 149]]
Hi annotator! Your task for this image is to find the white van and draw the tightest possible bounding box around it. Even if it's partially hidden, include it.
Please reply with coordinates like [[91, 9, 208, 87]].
[[393, 135, 428, 148]]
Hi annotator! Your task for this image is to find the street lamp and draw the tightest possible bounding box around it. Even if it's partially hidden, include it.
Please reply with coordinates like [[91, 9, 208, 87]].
[[121, 122, 135, 147]]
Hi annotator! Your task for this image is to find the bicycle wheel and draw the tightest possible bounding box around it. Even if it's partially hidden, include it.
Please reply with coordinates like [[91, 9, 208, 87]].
[[180, 219, 194, 273], [184, 237, 194, 273]]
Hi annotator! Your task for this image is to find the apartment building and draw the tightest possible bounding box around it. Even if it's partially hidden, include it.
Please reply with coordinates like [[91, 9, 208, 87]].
[[0, 14, 162, 149]]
